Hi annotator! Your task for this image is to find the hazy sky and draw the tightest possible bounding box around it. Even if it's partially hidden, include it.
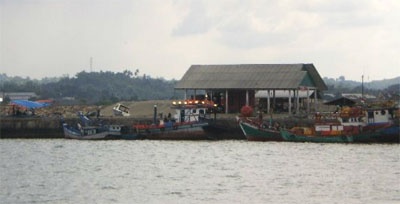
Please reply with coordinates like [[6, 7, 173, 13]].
[[1, 0, 399, 81]]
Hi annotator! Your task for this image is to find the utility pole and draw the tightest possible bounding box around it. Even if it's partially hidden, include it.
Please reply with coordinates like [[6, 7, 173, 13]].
[[361, 75, 364, 99]]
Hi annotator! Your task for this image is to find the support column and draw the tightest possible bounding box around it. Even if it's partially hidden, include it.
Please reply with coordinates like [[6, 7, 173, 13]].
[[296, 89, 300, 114], [225, 90, 229, 114], [267, 90, 271, 114], [307, 88, 310, 114], [246, 90, 249, 106], [288, 90, 292, 115], [314, 89, 318, 112], [194, 89, 197, 100], [184, 89, 188, 100], [273, 90, 276, 110]]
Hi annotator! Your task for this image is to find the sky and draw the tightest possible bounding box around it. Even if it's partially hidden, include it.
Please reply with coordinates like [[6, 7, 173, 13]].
[[1, 0, 399, 82]]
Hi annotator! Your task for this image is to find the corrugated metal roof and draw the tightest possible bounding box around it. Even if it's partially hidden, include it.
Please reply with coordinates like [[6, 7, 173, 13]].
[[175, 64, 327, 90]]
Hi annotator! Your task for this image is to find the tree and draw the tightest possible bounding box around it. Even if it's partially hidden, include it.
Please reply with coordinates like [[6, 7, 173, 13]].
[[123, 69, 133, 78]]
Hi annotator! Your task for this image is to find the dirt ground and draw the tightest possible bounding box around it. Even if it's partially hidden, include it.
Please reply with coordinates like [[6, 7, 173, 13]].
[[0, 100, 175, 118], [101, 100, 176, 118], [1, 99, 336, 119]]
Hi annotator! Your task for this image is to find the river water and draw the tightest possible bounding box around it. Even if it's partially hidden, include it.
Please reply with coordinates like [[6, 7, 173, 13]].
[[0, 139, 399, 204]]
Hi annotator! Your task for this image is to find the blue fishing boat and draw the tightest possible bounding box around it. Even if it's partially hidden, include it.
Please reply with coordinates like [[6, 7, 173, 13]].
[[62, 112, 142, 140], [62, 123, 123, 140]]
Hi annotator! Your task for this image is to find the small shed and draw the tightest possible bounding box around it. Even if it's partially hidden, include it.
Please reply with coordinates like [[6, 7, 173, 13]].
[[324, 93, 377, 107], [324, 97, 357, 107], [175, 64, 327, 114]]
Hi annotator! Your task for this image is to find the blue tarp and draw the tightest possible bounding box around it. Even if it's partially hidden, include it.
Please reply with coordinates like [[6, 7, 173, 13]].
[[11, 100, 50, 109]]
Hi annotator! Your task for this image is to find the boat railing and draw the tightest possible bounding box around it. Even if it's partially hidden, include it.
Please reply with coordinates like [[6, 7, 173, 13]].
[[312, 112, 340, 122]]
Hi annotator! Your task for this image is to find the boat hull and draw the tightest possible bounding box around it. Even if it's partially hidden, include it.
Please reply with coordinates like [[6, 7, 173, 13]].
[[280, 129, 353, 143], [62, 124, 121, 140], [239, 121, 283, 141], [353, 125, 400, 143], [120, 134, 143, 140], [135, 122, 212, 140], [379, 126, 400, 143]]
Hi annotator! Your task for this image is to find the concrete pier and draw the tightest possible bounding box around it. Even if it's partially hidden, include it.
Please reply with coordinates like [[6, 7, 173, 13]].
[[0, 116, 245, 139], [0, 114, 313, 139]]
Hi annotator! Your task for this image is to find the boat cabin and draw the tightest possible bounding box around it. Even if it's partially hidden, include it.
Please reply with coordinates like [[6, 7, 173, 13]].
[[170, 100, 215, 123], [366, 109, 391, 124], [335, 106, 392, 126]]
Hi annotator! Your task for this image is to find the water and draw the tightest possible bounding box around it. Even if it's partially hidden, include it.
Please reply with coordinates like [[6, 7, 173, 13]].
[[1, 139, 399, 204]]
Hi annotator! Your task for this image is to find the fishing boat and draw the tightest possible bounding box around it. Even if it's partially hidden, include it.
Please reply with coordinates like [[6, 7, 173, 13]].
[[237, 117, 283, 141], [62, 112, 142, 140], [62, 123, 124, 140], [280, 122, 355, 143], [350, 107, 399, 143], [281, 106, 397, 143], [132, 100, 216, 140], [236, 105, 283, 141], [113, 103, 130, 117]]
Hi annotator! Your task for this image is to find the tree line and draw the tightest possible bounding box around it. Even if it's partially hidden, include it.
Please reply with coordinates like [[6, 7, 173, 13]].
[[1, 72, 399, 105], [0, 71, 184, 105]]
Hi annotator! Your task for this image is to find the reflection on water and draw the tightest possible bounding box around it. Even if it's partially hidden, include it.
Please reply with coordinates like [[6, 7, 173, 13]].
[[1, 139, 399, 204]]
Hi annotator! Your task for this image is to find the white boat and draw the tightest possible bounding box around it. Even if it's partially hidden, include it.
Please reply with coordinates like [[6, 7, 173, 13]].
[[113, 103, 130, 116]]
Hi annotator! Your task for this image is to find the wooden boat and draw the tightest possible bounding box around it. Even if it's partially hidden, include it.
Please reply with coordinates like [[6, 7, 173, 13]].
[[280, 123, 354, 143], [377, 125, 400, 143], [62, 123, 123, 140], [132, 100, 216, 140], [62, 112, 142, 140], [338, 107, 398, 143], [113, 103, 130, 117], [237, 117, 283, 141], [281, 106, 397, 143]]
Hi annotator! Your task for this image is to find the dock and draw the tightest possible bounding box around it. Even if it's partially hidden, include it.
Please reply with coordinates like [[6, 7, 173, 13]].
[[0, 113, 315, 139]]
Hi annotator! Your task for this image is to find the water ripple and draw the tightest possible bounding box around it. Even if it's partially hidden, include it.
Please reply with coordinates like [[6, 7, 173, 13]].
[[0, 139, 399, 204]]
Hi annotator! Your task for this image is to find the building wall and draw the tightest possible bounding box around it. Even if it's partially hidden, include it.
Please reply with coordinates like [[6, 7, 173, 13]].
[[209, 90, 255, 113], [227, 90, 255, 113]]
